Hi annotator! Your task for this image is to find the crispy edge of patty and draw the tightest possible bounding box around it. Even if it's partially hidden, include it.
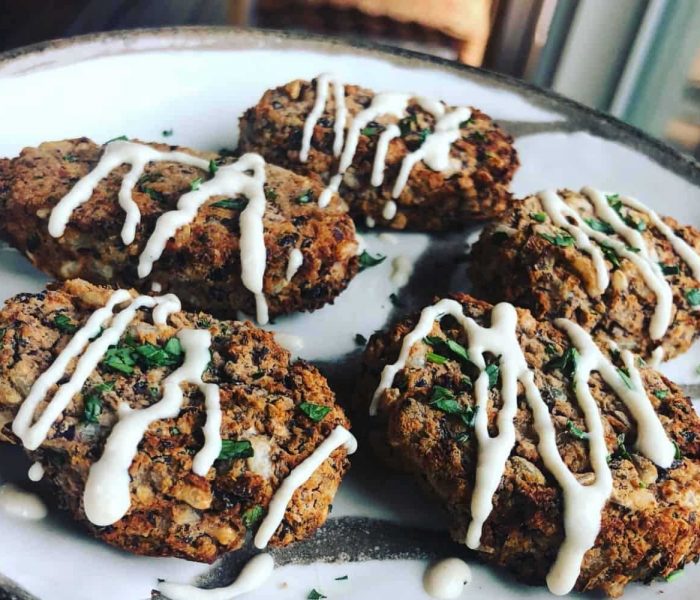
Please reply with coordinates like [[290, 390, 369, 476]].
[[468, 191, 700, 360], [0, 279, 352, 562], [356, 292, 700, 597], [238, 77, 519, 230], [0, 138, 359, 319]]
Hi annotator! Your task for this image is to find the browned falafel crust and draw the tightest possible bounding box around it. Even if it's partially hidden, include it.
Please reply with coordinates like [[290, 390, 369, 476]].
[[469, 190, 700, 360], [238, 77, 519, 230], [0, 279, 352, 563], [0, 138, 359, 320], [357, 293, 700, 598]]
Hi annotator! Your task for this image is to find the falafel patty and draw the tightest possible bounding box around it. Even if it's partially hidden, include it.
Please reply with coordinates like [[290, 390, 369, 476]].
[[470, 188, 700, 361], [238, 76, 518, 230], [0, 138, 359, 321], [0, 279, 353, 562], [357, 293, 699, 598]]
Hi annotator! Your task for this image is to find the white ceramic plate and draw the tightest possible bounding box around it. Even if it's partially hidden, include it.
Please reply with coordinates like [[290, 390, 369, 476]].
[[0, 27, 698, 600]]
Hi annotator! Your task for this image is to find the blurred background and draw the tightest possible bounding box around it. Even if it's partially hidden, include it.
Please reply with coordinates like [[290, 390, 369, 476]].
[[1, 0, 699, 158]]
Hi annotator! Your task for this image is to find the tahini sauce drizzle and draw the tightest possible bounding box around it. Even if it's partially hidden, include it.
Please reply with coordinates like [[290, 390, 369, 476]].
[[538, 187, 700, 341], [423, 558, 472, 600], [371, 298, 675, 595], [254, 425, 357, 549], [158, 553, 274, 600], [48, 142, 271, 324], [302, 75, 471, 218]]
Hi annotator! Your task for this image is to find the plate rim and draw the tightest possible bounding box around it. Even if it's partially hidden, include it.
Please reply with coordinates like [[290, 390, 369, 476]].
[[0, 25, 698, 186]]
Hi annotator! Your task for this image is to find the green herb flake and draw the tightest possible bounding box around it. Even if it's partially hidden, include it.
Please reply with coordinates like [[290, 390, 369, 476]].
[[335, 575, 349, 581], [566, 419, 589, 440], [673, 441, 683, 461], [611, 433, 631, 461], [354, 333, 367, 346], [218, 439, 254, 460], [653, 389, 668, 400], [264, 188, 278, 201], [398, 114, 417, 136], [53, 313, 78, 333], [547, 347, 580, 379], [659, 263, 680, 276], [426, 351, 448, 365], [616, 367, 634, 390], [361, 126, 380, 136], [538, 231, 575, 247], [208, 159, 219, 175], [105, 135, 128, 144], [296, 189, 313, 204], [600, 244, 621, 268], [485, 363, 499, 389], [665, 569, 684, 582], [102, 346, 136, 375], [242, 505, 264, 528], [164, 337, 182, 357], [584, 217, 614, 234], [606, 193, 621, 210], [358, 250, 386, 270], [162, 129, 173, 137], [307, 590, 327, 600], [530, 212, 547, 223], [134, 341, 182, 368], [190, 177, 203, 191], [141, 186, 165, 203], [430, 386, 460, 413], [64, 153, 78, 163], [211, 197, 247, 210], [299, 401, 332, 422], [417, 128, 431, 144], [684, 288, 700, 307], [83, 394, 102, 423], [170, 426, 180, 435]]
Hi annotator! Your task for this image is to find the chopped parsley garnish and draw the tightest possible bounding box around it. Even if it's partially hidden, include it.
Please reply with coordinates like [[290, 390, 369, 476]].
[[616, 367, 634, 389], [335, 575, 349, 581], [354, 333, 367, 346], [673, 441, 683, 461], [665, 569, 684, 582], [170, 426, 180, 435], [218, 439, 254, 460], [659, 263, 680, 276], [211, 197, 247, 210], [264, 188, 278, 201], [208, 159, 219, 175], [64, 153, 78, 162], [398, 114, 417, 136], [307, 590, 327, 600], [105, 135, 128, 144], [600, 244, 621, 268], [242, 505, 264, 528], [358, 250, 386, 270], [430, 386, 477, 429], [163, 337, 182, 357], [82, 381, 114, 424], [141, 186, 165, 203], [360, 126, 380, 136], [608, 433, 631, 462], [547, 347, 580, 379], [491, 231, 509, 245], [425, 336, 470, 363], [469, 130, 486, 142], [133, 340, 182, 368], [538, 231, 575, 247], [566, 420, 589, 440], [459, 117, 473, 128], [606, 193, 621, 210], [485, 362, 500, 389], [102, 346, 137, 375], [417, 128, 431, 144], [53, 313, 78, 333], [584, 217, 614, 234], [426, 351, 448, 364], [626, 215, 646, 231], [653, 389, 668, 400], [190, 177, 203, 191], [162, 129, 173, 137], [530, 211, 546, 223], [299, 401, 331, 422], [684, 288, 700, 307], [295, 189, 313, 204]]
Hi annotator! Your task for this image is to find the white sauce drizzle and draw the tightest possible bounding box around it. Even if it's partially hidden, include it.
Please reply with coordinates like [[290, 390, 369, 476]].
[[302, 75, 472, 207], [649, 346, 665, 367], [371, 298, 675, 594], [150, 281, 162, 293], [378, 232, 399, 245], [365, 216, 376, 228], [273, 332, 304, 354], [28, 462, 44, 482], [84, 328, 219, 526], [423, 558, 472, 600], [537, 187, 698, 341], [157, 553, 274, 600], [382, 200, 397, 221], [285, 248, 304, 282], [48, 142, 271, 324], [254, 425, 357, 549], [0, 484, 47, 520], [390, 255, 413, 287]]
